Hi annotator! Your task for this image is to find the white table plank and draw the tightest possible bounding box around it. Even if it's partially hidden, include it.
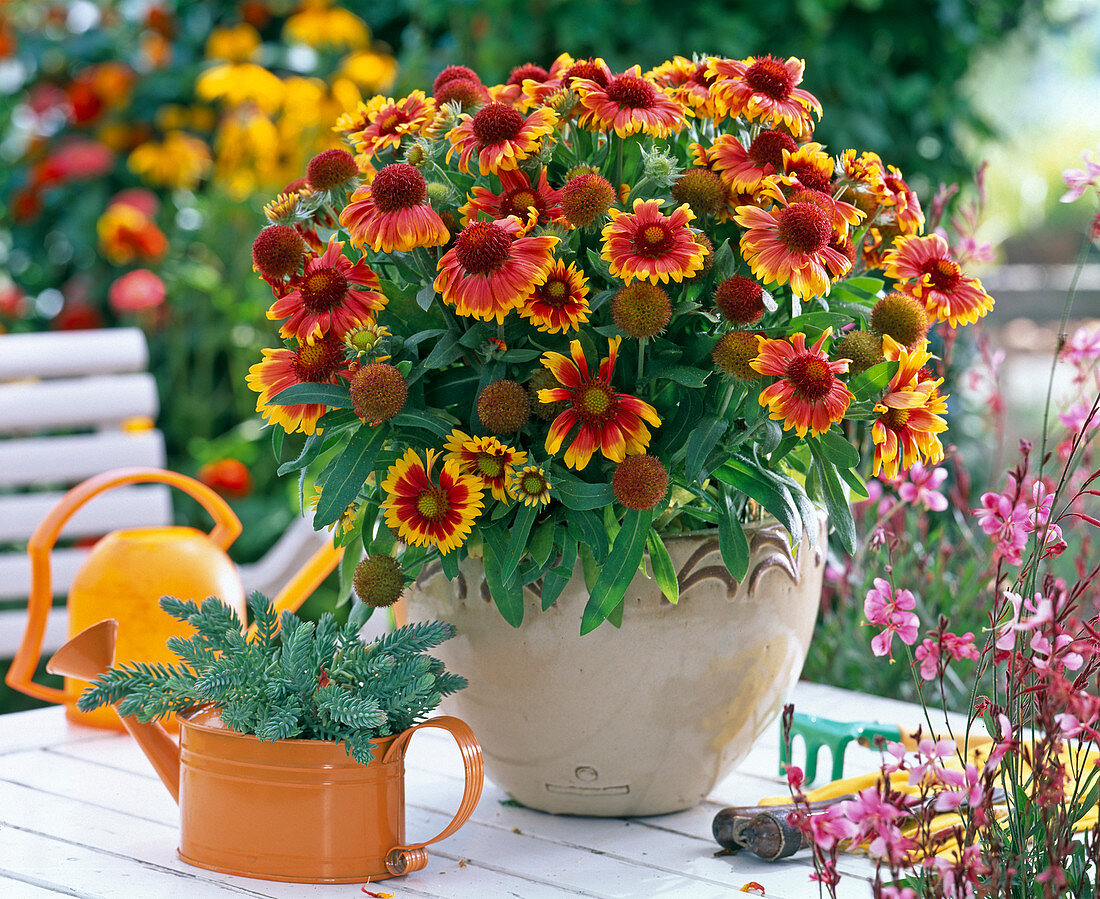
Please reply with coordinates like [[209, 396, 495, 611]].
[[0, 683, 943, 899]]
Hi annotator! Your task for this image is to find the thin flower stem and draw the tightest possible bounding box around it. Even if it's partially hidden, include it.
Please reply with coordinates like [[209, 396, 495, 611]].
[[615, 135, 625, 192], [637, 337, 646, 381], [717, 380, 735, 418]]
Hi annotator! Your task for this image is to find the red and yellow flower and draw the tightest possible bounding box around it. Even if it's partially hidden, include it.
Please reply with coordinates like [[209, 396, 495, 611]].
[[751, 329, 853, 437], [700, 129, 797, 194], [871, 336, 948, 478], [445, 103, 557, 176], [334, 90, 438, 159], [381, 448, 485, 555], [443, 429, 528, 502], [539, 336, 661, 470], [839, 150, 924, 233], [882, 234, 994, 327], [339, 162, 449, 253], [734, 182, 852, 300], [459, 167, 563, 227], [601, 198, 708, 284], [97, 202, 167, 264], [574, 65, 689, 138], [267, 238, 387, 342], [434, 216, 559, 324], [511, 465, 552, 507], [519, 259, 590, 333], [246, 333, 350, 435], [707, 55, 821, 136], [646, 56, 724, 120]]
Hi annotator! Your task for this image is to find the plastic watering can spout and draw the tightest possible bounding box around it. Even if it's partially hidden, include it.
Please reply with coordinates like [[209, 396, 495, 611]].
[[47, 620, 182, 803]]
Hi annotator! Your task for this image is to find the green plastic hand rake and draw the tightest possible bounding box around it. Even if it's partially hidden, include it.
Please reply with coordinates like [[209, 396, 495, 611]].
[[778, 711, 906, 783]]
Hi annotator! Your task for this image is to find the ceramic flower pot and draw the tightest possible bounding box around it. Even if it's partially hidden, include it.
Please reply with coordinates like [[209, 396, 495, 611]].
[[176, 706, 484, 883], [406, 517, 825, 817]]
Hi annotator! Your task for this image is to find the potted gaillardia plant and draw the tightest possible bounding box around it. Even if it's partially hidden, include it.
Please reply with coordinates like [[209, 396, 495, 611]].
[[247, 52, 991, 815], [67, 594, 484, 883]]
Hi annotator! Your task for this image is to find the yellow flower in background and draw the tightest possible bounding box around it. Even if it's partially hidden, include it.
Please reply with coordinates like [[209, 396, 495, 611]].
[[197, 63, 285, 114], [214, 110, 282, 198], [97, 204, 168, 265], [128, 131, 213, 190], [155, 104, 191, 131], [284, 0, 369, 50], [339, 50, 398, 94], [205, 23, 262, 63]]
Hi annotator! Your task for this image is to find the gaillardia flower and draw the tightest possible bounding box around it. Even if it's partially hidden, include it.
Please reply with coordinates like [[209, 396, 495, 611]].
[[703, 129, 797, 194], [339, 162, 449, 253], [511, 465, 552, 507], [446, 102, 557, 176], [707, 55, 821, 136], [871, 336, 948, 479], [646, 56, 723, 120], [734, 184, 851, 300], [459, 167, 563, 227], [246, 334, 349, 435], [334, 90, 438, 159], [444, 429, 528, 502], [573, 65, 689, 138], [883, 234, 994, 328], [267, 239, 387, 342], [381, 448, 485, 555], [601, 198, 708, 284], [751, 328, 853, 437], [539, 336, 661, 470], [519, 259, 591, 334], [434, 216, 559, 323]]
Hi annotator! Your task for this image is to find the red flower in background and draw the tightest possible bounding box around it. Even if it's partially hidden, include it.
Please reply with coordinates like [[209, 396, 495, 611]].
[[198, 459, 253, 498], [108, 269, 166, 314]]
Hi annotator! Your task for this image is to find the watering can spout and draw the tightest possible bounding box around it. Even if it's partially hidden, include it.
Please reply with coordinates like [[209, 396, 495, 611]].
[[47, 620, 182, 804]]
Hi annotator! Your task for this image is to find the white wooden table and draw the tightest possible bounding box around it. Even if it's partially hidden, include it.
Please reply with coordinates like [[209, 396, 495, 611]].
[[0, 682, 952, 898]]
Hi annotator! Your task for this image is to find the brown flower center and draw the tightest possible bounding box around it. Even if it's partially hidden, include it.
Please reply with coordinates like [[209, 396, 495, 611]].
[[788, 162, 832, 193], [291, 336, 344, 382], [378, 112, 402, 133], [371, 163, 427, 213], [300, 267, 349, 312], [454, 221, 513, 274], [689, 63, 715, 87], [632, 221, 673, 258], [472, 103, 524, 146], [883, 407, 911, 429], [922, 258, 961, 293], [508, 63, 549, 86], [777, 202, 832, 255], [744, 57, 795, 100], [521, 472, 547, 495], [538, 277, 570, 307], [565, 61, 609, 87], [785, 353, 834, 401], [605, 74, 657, 109], [747, 130, 797, 169], [416, 488, 450, 521], [501, 186, 541, 220], [576, 382, 614, 419]]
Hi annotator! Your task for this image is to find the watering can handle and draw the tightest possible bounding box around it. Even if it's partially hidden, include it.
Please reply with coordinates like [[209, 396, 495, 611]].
[[381, 716, 484, 876], [7, 467, 243, 704]]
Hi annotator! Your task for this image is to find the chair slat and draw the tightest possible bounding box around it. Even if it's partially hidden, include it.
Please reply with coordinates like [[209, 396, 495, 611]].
[[0, 607, 68, 657], [0, 547, 89, 603], [0, 484, 174, 543], [0, 374, 159, 434], [0, 328, 148, 381], [0, 431, 167, 489]]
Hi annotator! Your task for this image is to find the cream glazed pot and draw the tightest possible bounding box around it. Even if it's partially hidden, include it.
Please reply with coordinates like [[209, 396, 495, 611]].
[[405, 517, 826, 817]]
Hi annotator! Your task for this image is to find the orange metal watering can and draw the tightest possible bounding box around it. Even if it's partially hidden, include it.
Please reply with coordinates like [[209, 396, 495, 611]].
[[47, 620, 485, 884], [5, 467, 342, 729]]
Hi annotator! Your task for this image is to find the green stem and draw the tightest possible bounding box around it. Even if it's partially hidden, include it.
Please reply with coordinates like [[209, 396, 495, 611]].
[[717, 381, 736, 419], [637, 337, 645, 381], [615, 135, 624, 191]]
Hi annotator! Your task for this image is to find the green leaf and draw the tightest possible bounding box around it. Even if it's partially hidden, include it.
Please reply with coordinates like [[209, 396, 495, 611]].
[[847, 360, 900, 401], [269, 382, 353, 408], [835, 464, 869, 502], [416, 331, 462, 375], [540, 535, 576, 610], [500, 348, 543, 363], [390, 409, 457, 437], [586, 246, 615, 283], [716, 491, 750, 581], [337, 541, 363, 605], [646, 529, 678, 604], [808, 443, 856, 554], [314, 425, 385, 528], [270, 425, 284, 462], [653, 389, 703, 462], [783, 312, 853, 335], [769, 433, 800, 465], [529, 521, 557, 567], [685, 416, 728, 482], [648, 365, 710, 388], [416, 283, 436, 311], [712, 457, 801, 544], [564, 508, 610, 561], [553, 472, 615, 511], [277, 431, 325, 476], [815, 431, 861, 470], [483, 528, 523, 627], [501, 502, 539, 582], [440, 549, 459, 580], [580, 509, 653, 635]]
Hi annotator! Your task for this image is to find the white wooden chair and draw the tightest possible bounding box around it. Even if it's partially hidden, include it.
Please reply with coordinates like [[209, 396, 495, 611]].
[[0, 327, 337, 662]]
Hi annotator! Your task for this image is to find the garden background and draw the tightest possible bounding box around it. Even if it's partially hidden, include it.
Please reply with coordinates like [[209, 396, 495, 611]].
[[0, 0, 1097, 713]]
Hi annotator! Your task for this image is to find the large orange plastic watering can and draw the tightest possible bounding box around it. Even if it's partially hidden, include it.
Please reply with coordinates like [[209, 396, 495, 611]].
[[5, 467, 343, 729], [47, 619, 484, 884]]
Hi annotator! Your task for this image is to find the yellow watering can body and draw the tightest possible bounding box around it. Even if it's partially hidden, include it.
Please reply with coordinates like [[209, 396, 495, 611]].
[[6, 467, 343, 730]]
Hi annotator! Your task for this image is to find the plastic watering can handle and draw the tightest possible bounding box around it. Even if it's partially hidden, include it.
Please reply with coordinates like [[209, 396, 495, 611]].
[[381, 716, 485, 876], [7, 467, 243, 704]]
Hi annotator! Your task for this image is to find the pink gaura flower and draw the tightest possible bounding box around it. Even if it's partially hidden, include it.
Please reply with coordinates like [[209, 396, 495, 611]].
[[880, 887, 918, 899], [1060, 149, 1100, 203], [933, 763, 984, 813], [864, 578, 919, 660], [974, 487, 1029, 566], [915, 631, 980, 681], [841, 786, 915, 863], [898, 461, 948, 512], [802, 804, 857, 851], [1062, 324, 1100, 369]]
